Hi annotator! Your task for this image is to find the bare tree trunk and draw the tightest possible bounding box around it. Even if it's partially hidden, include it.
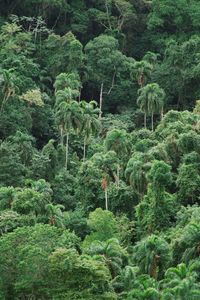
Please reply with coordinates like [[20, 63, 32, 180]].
[[161, 106, 164, 120], [105, 188, 108, 210], [99, 83, 104, 119], [105, 0, 112, 30], [150, 255, 160, 279], [65, 133, 69, 170], [117, 165, 120, 186], [151, 112, 154, 131], [144, 113, 147, 129], [60, 127, 64, 146], [78, 86, 82, 102], [83, 137, 86, 161]]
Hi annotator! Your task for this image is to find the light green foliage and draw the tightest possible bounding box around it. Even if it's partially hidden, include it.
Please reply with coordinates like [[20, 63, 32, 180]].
[[83, 208, 119, 247], [20, 89, 44, 107]]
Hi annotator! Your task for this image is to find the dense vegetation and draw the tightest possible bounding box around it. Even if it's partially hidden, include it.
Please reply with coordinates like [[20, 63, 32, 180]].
[[1, 1, 200, 299]]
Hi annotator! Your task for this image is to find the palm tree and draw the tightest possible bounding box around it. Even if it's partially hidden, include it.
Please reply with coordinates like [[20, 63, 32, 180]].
[[0, 69, 16, 112], [80, 100, 101, 160], [112, 266, 139, 292], [55, 87, 80, 145], [92, 151, 119, 209], [133, 60, 153, 88], [105, 129, 130, 184], [45, 203, 65, 228], [54, 72, 81, 93], [137, 90, 149, 129], [55, 100, 83, 170], [125, 153, 150, 198], [132, 234, 171, 280], [85, 238, 127, 278], [137, 83, 165, 131], [161, 263, 200, 300]]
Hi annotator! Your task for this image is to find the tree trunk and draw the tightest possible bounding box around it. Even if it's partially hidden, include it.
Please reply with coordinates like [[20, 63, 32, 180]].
[[99, 83, 104, 119], [65, 133, 69, 171], [150, 255, 160, 279], [151, 112, 154, 131], [105, 188, 108, 210], [144, 113, 147, 129], [60, 127, 64, 146], [117, 165, 120, 186], [83, 137, 86, 161], [161, 106, 164, 120]]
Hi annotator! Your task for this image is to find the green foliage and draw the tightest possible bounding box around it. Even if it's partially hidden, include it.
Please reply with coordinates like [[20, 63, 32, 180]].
[[132, 234, 171, 279], [1, 2, 200, 299]]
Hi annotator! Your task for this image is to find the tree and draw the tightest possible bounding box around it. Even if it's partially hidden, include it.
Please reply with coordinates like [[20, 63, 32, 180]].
[[83, 208, 119, 248], [85, 238, 128, 279], [132, 60, 153, 88], [0, 69, 17, 112], [48, 247, 116, 299], [20, 89, 44, 107], [0, 224, 80, 299], [54, 72, 81, 93], [105, 129, 130, 184], [45, 204, 65, 228], [125, 152, 151, 198], [0, 141, 26, 187], [54, 72, 81, 146], [44, 32, 83, 78], [81, 100, 101, 160], [161, 263, 200, 300], [132, 235, 171, 279], [137, 83, 165, 131], [85, 34, 134, 116], [55, 100, 83, 170], [172, 222, 200, 265], [135, 160, 176, 236]]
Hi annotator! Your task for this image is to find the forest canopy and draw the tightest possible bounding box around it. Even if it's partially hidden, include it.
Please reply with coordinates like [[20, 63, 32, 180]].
[[0, 1, 200, 299]]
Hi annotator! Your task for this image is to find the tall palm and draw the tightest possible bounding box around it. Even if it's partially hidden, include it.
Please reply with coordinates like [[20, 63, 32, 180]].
[[125, 153, 150, 198], [132, 234, 171, 280], [92, 151, 119, 209], [0, 69, 16, 112], [137, 83, 165, 131], [161, 263, 200, 300], [54, 72, 81, 93], [85, 238, 127, 278], [105, 129, 130, 185], [55, 100, 83, 170], [133, 60, 153, 88], [80, 100, 101, 160], [45, 203, 65, 228], [137, 90, 149, 129]]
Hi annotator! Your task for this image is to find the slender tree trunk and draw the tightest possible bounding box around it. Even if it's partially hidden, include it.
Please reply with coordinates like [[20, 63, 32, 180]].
[[144, 113, 147, 129], [99, 83, 104, 119], [150, 255, 160, 279], [151, 112, 154, 131], [105, 188, 108, 210], [83, 137, 86, 161], [60, 127, 64, 146], [161, 106, 164, 120], [65, 133, 69, 170], [117, 165, 120, 186]]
